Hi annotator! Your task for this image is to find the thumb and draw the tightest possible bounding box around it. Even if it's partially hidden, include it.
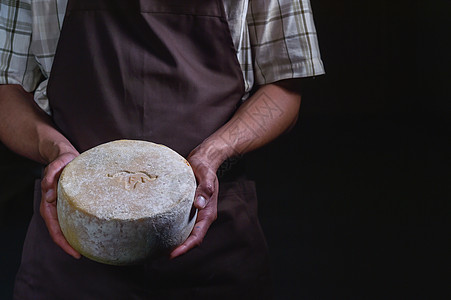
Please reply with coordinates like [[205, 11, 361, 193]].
[[195, 195, 207, 209]]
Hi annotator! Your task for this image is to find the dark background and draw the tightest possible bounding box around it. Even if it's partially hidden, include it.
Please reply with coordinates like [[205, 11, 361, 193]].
[[1, 0, 449, 299]]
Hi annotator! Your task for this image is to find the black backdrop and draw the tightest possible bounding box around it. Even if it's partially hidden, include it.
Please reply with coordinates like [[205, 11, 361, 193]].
[[1, 1, 449, 299]]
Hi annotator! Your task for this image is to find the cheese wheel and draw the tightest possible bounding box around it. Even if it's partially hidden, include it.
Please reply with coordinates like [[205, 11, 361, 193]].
[[57, 140, 197, 265]]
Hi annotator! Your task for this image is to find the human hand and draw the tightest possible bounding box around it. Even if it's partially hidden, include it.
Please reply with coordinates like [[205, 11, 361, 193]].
[[40, 149, 81, 259], [170, 148, 219, 259]]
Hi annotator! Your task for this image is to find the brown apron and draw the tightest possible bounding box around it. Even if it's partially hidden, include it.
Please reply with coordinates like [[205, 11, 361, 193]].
[[14, 0, 272, 299]]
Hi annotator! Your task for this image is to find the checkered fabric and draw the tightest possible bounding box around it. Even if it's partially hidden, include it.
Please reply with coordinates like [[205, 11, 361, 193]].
[[0, 0, 324, 113]]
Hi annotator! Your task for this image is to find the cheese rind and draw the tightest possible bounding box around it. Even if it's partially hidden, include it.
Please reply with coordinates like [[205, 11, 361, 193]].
[[57, 140, 197, 265]]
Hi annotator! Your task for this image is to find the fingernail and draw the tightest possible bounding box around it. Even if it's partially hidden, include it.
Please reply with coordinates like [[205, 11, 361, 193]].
[[44, 189, 54, 200], [197, 196, 206, 208]]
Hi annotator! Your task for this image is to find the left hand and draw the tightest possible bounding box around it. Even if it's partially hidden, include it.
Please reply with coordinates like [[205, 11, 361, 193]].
[[169, 147, 219, 259], [170, 81, 302, 258]]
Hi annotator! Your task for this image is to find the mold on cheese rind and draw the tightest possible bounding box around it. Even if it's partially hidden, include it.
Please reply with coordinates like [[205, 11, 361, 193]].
[[57, 140, 197, 265]]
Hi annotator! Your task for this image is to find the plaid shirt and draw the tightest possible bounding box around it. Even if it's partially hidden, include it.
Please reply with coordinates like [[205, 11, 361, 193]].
[[0, 0, 324, 113]]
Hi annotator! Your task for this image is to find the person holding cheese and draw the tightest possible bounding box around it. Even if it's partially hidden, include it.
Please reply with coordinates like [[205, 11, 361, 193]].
[[0, 0, 324, 298]]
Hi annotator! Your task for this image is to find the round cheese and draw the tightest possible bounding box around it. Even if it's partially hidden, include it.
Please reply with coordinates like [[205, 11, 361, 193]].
[[57, 140, 197, 265]]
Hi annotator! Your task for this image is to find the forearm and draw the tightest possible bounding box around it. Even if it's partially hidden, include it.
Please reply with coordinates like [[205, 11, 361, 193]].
[[0, 84, 76, 164], [193, 80, 302, 170]]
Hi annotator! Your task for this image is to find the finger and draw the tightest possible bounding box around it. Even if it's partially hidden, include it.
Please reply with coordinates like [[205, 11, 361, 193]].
[[41, 160, 68, 202], [169, 218, 211, 259], [194, 184, 213, 209], [41, 152, 78, 198], [170, 191, 218, 259], [193, 173, 219, 208], [41, 158, 81, 259], [190, 160, 216, 186], [40, 200, 81, 259]]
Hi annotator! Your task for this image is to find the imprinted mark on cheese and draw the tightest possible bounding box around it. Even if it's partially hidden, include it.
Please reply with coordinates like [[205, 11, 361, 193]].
[[107, 171, 158, 190]]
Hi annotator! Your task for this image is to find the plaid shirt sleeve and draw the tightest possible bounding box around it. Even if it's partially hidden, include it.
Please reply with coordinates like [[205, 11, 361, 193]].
[[1, 0, 324, 107], [0, 0, 42, 91], [245, 0, 324, 86]]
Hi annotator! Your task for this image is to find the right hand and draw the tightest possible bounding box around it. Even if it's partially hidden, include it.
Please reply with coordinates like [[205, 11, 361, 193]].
[[40, 150, 81, 259]]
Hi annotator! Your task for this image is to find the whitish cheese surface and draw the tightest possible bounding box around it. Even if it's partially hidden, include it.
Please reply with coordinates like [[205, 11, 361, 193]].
[[57, 140, 197, 265]]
